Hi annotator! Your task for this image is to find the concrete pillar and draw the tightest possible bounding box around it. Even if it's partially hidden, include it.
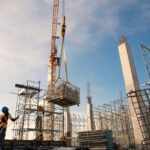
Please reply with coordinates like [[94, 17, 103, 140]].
[[87, 82, 95, 131], [118, 36, 147, 149], [46, 104, 54, 140], [97, 111, 103, 130], [87, 97, 95, 131], [64, 107, 72, 138]]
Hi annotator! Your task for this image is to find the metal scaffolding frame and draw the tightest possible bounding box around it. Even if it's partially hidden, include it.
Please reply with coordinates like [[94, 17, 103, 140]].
[[128, 88, 150, 150], [69, 97, 135, 148], [71, 113, 87, 137], [140, 44, 150, 82], [13, 80, 64, 141], [93, 98, 135, 149], [70, 113, 87, 146]]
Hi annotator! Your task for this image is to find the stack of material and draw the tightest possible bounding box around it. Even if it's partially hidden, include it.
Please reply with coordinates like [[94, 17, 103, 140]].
[[78, 130, 115, 150], [47, 79, 80, 107]]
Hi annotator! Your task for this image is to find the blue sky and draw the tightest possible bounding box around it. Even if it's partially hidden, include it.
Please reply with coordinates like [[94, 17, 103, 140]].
[[0, 0, 150, 138]]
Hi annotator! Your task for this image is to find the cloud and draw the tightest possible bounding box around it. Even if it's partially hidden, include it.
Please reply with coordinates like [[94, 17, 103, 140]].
[[1, 0, 149, 71], [65, 0, 150, 48], [0, 0, 51, 78]]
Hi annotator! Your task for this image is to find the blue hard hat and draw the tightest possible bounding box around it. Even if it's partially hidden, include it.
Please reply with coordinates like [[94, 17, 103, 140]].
[[2, 106, 9, 113]]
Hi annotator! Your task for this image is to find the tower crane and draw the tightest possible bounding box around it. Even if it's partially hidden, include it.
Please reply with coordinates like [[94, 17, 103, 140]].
[[46, 0, 79, 140], [48, 0, 60, 86], [47, 0, 66, 140], [47, 0, 60, 140], [48, 0, 66, 87]]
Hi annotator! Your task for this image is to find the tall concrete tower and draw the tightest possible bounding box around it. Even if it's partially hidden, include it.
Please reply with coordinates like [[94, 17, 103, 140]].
[[118, 36, 147, 149], [64, 107, 72, 138], [87, 82, 95, 131]]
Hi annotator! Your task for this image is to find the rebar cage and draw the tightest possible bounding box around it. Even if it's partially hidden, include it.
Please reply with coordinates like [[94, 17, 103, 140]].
[[128, 88, 150, 149]]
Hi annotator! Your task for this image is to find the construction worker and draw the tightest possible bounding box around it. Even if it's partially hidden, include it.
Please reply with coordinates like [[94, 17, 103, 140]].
[[60, 135, 67, 141], [0, 106, 19, 149], [37, 132, 44, 141]]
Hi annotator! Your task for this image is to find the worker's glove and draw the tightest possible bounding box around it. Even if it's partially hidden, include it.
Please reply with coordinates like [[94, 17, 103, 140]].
[[16, 116, 19, 120], [12, 116, 19, 121], [14, 116, 19, 121]]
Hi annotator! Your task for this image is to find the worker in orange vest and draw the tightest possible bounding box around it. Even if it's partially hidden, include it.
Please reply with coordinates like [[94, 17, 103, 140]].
[[0, 106, 19, 149]]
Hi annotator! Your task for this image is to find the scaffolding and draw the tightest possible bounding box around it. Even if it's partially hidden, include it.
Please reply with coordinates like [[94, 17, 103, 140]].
[[13, 80, 64, 141], [128, 88, 150, 149], [140, 44, 150, 82], [70, 113, 87, 146], [93, 98, 135, 149], [67, 97, 135, 148]]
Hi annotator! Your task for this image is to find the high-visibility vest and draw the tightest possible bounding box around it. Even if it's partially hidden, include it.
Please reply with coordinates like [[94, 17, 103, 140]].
[[0, 113, 12, 127], [3, 114, 8, 124], [37, 133, 44, 141], [0, 114, 7, 127]]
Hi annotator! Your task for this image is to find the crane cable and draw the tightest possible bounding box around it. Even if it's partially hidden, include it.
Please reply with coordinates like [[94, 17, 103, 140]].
[[54, 15, 67, 86], [62, 0, 68, 82], [54, 0, 68, 86], [64, 47, 68, 82]]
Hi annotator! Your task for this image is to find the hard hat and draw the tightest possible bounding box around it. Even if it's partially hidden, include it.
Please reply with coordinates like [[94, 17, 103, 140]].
[[2, 106, 9, 113]]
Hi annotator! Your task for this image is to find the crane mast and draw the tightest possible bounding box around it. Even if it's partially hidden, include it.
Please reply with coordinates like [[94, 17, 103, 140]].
[[48, 0, 59, 85], [47, 0, 59, 140]]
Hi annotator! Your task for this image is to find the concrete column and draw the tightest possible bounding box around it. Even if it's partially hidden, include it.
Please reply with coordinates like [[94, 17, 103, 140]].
[[46, 101, 54, 140], [64, 107, 72, 138], [87, 97, 95, 131], [97, 110, 103, 130], [118, 36, 147, 149]]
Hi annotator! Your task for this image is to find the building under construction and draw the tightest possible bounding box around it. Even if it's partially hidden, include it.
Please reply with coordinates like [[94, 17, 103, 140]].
[[1, 0, 150, 149], [2, 36, 150, 150]]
